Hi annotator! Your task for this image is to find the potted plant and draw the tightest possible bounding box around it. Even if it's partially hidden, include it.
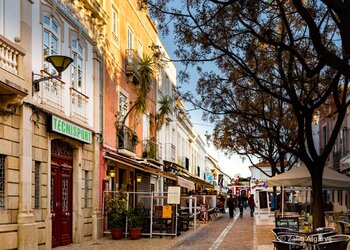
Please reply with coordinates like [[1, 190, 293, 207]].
[[127, 205, 145, 240], [107, 186, 127, 240]]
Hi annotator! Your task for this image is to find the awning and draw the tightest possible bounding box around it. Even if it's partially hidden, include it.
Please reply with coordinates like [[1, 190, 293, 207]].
[[177, 176, 195, 190], [103, 151, 177, 180], [187, 172, 214, 189]]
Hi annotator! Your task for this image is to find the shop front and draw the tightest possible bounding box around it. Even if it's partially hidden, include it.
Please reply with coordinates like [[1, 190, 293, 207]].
[[46, 114, 99, 248]]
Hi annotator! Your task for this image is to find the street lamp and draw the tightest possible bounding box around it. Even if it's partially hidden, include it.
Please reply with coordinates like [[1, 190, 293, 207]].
[[33, 55, 73, 92]]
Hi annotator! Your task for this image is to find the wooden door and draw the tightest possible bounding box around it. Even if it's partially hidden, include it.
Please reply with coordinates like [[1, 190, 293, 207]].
[[51, 157, 73, 248]]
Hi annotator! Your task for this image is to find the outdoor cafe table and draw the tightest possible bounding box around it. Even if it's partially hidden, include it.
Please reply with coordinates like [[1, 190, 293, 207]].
[[276, 227, 336, 250]]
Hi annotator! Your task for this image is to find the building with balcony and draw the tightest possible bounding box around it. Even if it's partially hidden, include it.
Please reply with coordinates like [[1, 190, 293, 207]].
[[0, 0, 106, 248], [99, 0, 169, 224]]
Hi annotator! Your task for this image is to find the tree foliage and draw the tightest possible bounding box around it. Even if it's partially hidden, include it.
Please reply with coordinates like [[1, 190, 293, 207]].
[[143, 0, 350, 228]]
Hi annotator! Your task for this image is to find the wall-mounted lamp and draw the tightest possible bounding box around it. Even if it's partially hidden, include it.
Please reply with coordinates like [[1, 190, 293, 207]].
[[109, 169, 116, 178], [136, 175, 142, 183], [107, 163, 116, 178], [33, 55, 73, 92]]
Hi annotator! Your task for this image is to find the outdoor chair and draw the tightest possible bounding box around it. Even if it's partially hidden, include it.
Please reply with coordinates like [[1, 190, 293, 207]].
[[313, 227, 336, 237], [337, 220, 350, 234], [272, 240, 306, 250], [315, 234, 350, 250], [272, 227, 297, 239]]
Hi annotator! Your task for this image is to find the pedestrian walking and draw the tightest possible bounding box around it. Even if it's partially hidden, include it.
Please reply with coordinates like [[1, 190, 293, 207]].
[[226, 194, 235, 218], [248, 194, 255, 217], [243, 195, 248, 209], [238, 196, 244, 218]]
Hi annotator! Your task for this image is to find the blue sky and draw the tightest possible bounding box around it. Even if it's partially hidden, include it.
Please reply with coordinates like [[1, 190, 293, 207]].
[[158, 29, 252, 178]]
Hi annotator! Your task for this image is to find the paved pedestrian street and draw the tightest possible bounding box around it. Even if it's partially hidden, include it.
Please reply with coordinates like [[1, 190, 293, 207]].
[[57, 208, 275, 250]]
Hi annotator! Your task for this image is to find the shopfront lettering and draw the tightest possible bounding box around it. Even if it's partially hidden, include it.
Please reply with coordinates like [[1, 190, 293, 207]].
[[51, 115, 92, 144]]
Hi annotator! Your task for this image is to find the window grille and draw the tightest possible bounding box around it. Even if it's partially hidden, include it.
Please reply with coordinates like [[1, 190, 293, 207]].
[[34, 162, 40, 209], [0, 155, 5, 209], [84, 171, 88, 208]]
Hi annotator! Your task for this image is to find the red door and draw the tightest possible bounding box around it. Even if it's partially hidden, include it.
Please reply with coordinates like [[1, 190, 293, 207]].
[[51, 156, 73, 248]]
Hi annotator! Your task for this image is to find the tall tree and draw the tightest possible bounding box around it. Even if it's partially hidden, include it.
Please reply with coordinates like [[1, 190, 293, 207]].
[[142, 0, 350, 228]]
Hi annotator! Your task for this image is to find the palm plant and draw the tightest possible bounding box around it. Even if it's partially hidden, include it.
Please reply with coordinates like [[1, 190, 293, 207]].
[[156, 95, 172, 131], [119, 54, 154, 127]]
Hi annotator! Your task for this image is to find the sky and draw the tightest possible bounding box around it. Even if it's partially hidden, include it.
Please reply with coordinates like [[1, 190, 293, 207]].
[[157, 25, 252, 179]]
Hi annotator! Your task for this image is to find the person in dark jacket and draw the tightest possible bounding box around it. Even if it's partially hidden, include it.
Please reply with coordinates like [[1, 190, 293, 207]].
[[248, 194, 255, 217], [226, 194, 235, 218]]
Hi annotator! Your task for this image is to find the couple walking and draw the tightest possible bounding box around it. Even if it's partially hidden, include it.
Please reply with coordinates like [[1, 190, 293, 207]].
[[227, 194, 255, 218]]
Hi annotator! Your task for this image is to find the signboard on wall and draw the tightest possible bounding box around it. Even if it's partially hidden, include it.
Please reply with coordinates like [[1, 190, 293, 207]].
[[48, 115, 92, 144]]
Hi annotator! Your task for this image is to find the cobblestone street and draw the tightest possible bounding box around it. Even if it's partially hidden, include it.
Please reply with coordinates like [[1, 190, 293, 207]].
[[57, 209, 275, 250]]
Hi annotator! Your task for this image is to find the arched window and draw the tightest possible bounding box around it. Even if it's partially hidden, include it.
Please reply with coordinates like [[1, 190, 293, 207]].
[[43, 15, 59, 75], [71, 36, 84, 91]]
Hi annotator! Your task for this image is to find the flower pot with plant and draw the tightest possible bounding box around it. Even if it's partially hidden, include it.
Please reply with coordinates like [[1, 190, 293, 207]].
[[127, 205, 145, 240], [107, 185, 127, 240]]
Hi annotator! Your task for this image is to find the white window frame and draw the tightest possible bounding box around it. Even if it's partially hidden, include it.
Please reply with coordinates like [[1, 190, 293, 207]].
[[71, 36, 85, 92], [127, 27, 133, 50], [143, 113, 150, 141], [111, 6, 119, 46], [0, 0, 4, 35], [137, 40, 143, 58], [118, 90, 129, 125], [43, 14, 60, 75]]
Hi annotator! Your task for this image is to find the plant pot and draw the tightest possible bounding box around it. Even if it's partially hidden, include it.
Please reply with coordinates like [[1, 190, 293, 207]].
[[111, 228, 124, 240], [128, 228, 142, 240]]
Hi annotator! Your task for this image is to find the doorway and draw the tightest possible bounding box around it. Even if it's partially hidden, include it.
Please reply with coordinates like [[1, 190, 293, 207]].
[[51, 140, 73, 248]]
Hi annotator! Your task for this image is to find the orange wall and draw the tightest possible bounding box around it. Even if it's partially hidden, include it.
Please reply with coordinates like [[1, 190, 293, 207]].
[[103, 0, 158, 156]]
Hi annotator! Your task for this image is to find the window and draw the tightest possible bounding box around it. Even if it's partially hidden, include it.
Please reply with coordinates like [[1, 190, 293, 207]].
[[43, 15, 59, 75], [84, 171, 88, 208], [137, 41, 142, 58], [127, 28, 133, 49], [71, 36, 84, 91], [322, 125, 327, 150], [34, 162, 40, 209], [0, 0, 4, 35], [118, 92, 128, 122], [143, 114, 150, 140], [0, 155, 4, 209], [111, 7, 119, 44]]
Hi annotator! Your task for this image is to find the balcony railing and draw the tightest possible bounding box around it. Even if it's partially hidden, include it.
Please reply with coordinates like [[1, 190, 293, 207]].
[[33, 71, 64, 111], [70, 87, 88, 123], [125, 49, 140, 82], [164, 143, 176, 162], [118, 125, 137, 155], [0, 35, 23, 75], [0, 35, 26, 114], [142, 139, 159, 161]]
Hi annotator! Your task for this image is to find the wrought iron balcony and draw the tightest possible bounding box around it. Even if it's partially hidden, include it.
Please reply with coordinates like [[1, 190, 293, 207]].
[[142, 139, 160, 161], [117, 125, 137, 156], [125, 49, 140, 82]]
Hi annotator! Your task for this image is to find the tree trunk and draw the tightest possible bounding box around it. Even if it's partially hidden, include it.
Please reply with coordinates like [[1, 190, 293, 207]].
[[311, 169, 325, 229]]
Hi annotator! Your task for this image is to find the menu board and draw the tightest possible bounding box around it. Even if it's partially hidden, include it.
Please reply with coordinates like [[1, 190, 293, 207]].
[[162, 205, 172, 218], [167, 186, 181, 204], [275, 217, 299, 230]]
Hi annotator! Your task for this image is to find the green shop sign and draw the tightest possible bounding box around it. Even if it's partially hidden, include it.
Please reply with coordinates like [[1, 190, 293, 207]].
[[49, 115, 92, 144]]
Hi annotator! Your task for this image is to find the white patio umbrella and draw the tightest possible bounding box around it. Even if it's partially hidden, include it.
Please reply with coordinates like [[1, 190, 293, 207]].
[[266, 165, 350, 188]]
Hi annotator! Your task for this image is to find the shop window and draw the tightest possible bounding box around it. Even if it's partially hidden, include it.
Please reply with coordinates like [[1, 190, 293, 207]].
[[43, 15, 60, 75], [0, 155, 5, 209], [84, 170, 88, 208], [34, 162, 40, 209]]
